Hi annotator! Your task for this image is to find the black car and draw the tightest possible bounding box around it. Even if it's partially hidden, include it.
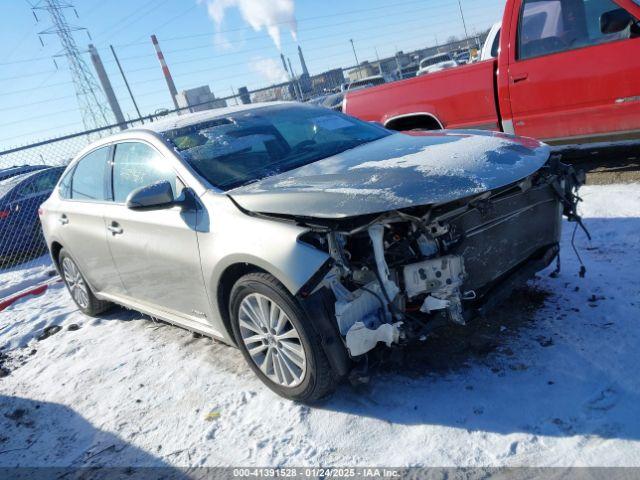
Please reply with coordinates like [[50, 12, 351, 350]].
[[0, 166, 65, 262]]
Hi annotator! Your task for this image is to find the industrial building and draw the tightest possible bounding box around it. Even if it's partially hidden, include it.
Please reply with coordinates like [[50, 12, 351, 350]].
[[175, 85, 227, 113]]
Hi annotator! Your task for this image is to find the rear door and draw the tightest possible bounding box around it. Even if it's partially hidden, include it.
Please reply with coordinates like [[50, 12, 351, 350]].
[[57, 146, 126, 295], [507, 0, 640, 143], [102, 141, 211, 323]]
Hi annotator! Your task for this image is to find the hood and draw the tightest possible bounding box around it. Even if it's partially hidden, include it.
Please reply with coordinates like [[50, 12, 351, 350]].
[[227, 130, 550, 219]]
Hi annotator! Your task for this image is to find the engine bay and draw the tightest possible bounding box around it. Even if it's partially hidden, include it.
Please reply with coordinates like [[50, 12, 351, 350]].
[[297, 159, 584, 357]]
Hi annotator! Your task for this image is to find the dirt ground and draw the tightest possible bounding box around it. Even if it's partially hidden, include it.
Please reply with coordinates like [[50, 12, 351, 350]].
[[557, 144, 640, 185]]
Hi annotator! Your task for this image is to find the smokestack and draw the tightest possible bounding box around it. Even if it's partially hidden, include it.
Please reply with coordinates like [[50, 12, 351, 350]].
[[151, 34, 180, 111], [287, 57, 303, 100], [280, 53, 289, 76], [297, 45, 309, 76]]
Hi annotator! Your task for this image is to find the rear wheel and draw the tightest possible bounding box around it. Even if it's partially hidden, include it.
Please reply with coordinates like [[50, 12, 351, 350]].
[[59, 248, 112, 316], [229, 272, 338, 402]]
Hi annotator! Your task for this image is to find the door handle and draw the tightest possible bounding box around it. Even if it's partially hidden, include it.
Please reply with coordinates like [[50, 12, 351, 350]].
[[107, 222, 123, 235], [512, 72, 529, 83], [58, 214, 69, 225]]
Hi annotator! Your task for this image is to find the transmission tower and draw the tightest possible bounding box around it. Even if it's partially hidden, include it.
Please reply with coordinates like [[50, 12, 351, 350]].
[[32, 0, 113, 131]]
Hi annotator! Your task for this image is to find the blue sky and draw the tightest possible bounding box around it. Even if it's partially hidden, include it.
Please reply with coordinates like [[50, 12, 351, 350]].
[[0, 0, 506, 149]]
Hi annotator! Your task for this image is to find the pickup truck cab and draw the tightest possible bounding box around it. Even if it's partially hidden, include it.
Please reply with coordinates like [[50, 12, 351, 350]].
[[344, 0, 640, 146]]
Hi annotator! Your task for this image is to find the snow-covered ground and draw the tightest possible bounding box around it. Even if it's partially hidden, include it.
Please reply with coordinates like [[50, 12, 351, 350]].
[[1, 183, 639, 467], [0, 255, 54, 299]]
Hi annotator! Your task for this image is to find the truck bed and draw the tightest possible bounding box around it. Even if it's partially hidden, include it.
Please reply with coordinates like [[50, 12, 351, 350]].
[[344, 59, 500, 132]]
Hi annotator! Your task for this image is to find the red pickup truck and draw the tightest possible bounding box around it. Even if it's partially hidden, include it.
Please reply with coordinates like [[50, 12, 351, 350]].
[[344, 0, 640, 146]]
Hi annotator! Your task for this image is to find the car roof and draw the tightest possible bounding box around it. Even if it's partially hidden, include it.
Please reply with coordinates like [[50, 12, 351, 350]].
[[134, 101, 290, 134], [0, 165, 63, 185], [0, 165, 49, 181]]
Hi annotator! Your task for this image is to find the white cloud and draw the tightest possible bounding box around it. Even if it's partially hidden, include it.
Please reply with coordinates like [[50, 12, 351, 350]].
[[250, 57, 289, 84], [202, 0, 297, 50]]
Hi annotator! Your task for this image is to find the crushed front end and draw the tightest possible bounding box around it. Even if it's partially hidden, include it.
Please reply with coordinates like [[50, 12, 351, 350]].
[[297, 158, 584, 358]]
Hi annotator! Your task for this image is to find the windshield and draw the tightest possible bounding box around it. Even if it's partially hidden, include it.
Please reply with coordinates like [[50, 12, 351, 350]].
[[162, 104, 390, 190], [421, 54, 452, 67], [348, 77, 385, 90]]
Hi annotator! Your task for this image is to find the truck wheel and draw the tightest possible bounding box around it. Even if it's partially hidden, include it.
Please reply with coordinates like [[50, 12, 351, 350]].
[[59, 249, 112, 316], [229, 272, 338, 402]]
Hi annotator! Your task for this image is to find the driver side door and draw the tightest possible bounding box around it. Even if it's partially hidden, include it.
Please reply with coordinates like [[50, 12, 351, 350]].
[[101, 140, 212, 325], [507, 0, 640, 143]]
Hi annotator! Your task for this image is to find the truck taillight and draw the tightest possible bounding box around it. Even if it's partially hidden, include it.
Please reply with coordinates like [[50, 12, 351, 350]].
[[0, 210, 9, 220]]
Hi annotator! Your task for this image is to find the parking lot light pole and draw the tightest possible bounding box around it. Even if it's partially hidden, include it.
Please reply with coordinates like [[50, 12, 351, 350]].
[[110, 45, 143, 124], [350, 38, 362, 79], [457, 0, 471, 49]]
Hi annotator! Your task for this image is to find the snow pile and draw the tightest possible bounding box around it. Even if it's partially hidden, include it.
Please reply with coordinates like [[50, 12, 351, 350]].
[[0, 183, 639, 467]]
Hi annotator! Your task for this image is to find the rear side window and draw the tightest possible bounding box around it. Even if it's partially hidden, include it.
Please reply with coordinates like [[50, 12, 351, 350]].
[[518, 0, 639, 59], [112, 142, 177, 203], [70, 147, 110, 201]]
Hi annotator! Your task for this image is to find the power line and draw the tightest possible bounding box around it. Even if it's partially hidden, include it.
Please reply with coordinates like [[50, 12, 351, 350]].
[[0, 1, 495, 94], [1, 0, 500, 66], [33, 0, 113, 130], [1, 8, 496, 111]]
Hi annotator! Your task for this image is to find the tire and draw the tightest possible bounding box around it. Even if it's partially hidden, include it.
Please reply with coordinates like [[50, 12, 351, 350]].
[[58, 248, 112, 316], [229, 272, 338, 402]]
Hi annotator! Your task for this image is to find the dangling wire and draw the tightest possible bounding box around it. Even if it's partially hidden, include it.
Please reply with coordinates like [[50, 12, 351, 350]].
[[571, 222, 587, 278]]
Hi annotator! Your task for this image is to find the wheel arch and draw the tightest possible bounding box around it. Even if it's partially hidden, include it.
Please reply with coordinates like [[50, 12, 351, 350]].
[[384, 112, 444, 131], [215, 262, 271, 344], [50, 241, 64, 270]]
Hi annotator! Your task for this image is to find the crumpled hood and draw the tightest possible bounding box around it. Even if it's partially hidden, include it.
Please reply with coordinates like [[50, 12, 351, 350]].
[[227, 130, 550, 219]]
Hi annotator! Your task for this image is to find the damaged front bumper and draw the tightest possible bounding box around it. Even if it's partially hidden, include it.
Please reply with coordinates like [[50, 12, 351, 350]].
[[297, 158, 584, 359]]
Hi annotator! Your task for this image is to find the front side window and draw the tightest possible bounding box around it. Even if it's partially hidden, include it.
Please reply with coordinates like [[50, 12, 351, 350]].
[[162, 105, 390, 191], [30, 170, 62, 195], [112, 142, 177, 203], [71, 147, 110, 201], [518, 0, 639, 59]]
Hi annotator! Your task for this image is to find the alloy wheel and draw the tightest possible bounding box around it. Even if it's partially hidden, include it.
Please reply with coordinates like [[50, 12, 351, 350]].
[[238, 292, 307, 387], [62, 257, 89, 310]]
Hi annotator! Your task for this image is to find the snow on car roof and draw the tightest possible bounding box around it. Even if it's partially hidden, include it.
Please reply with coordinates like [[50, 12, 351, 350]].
[[139, 101, 291, 134]]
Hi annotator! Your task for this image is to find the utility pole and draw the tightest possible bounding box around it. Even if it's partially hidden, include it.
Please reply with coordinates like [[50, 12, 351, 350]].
[[349, 38, 361, 79], [88, 44, 125, 130], [457, 0, 471, 49], [110, 45, 143, 123], [33, 0, 112, 131], [151, 34, 180, 111]]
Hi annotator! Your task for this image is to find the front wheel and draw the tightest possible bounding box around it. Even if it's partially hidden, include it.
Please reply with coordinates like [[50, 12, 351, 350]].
[[59, 248, 112, 316], [229, 272, 338, 402]]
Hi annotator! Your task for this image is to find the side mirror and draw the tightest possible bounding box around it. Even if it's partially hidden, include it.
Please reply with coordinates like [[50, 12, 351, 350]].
[[126, 181, 174, 209], [600, 8, 633, 34]]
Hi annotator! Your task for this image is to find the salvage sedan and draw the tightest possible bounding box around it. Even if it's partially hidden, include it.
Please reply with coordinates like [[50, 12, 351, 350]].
[[40, 103, 582, 401]]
